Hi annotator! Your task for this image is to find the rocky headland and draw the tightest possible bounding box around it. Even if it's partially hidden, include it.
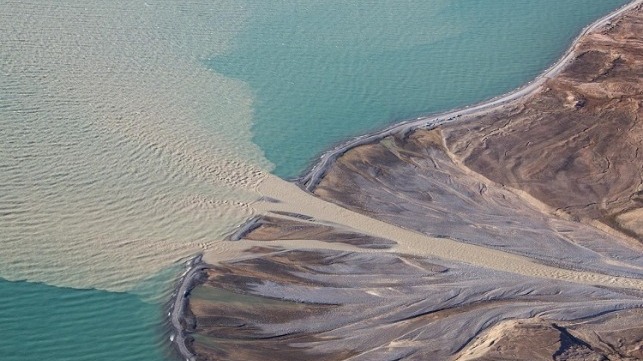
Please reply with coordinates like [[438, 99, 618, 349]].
[[173, 3, 643, 360]]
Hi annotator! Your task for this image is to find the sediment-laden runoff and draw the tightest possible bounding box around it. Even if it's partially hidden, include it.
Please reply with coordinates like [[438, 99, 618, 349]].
[[174, 2, 643, 360]]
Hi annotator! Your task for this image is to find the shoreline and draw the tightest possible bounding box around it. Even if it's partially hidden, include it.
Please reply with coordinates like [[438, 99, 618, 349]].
[[168, 254, 206, 361], [299, 0, 642, 192], [167, 1, 642, 360]]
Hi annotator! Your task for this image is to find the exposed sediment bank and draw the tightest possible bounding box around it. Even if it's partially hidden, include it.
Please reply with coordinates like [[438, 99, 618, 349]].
[[172, 2, 643, 360], [168, 255, 207, 361]]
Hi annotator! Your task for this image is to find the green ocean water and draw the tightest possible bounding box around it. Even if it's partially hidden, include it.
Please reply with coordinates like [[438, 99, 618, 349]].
[[209, 0, 631, 178], [0, 279, 168, 361], [0, 1, 632, 361]]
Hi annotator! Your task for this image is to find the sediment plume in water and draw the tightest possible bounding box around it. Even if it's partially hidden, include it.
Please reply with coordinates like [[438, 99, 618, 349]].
[[181, 3, 643, 360], [0, 1, 271, 291]]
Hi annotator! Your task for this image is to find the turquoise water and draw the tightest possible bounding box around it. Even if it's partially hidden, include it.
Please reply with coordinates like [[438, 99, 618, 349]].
[[209, 0, 630, 178], [0, 1, 633, 361], [0, 279, 169, 361]]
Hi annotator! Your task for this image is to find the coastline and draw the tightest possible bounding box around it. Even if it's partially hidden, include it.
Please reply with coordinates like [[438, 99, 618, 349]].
[[168, 255, 206, 361], [299, 0, 642, 192], [168, 1, 642, 360]]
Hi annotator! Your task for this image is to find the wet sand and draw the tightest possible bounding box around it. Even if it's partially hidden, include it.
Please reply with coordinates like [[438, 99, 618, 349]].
[[174, 2, 643, 360]]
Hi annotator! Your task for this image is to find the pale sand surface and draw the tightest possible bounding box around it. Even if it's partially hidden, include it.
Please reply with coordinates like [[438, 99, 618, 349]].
[[204, 175, 643, 291]]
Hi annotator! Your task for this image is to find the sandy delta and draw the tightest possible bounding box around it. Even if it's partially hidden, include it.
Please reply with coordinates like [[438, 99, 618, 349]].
[[178, 2, 643, 360]]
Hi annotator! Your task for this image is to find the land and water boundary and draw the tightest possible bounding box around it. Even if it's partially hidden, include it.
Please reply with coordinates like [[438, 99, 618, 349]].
[[167, 254, 205, 361], [169, 0, 643, 360], [300, 0, 642, 191]]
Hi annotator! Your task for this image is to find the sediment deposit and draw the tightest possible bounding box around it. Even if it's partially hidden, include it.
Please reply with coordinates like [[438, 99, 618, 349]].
[[177, 3, 643, 360]]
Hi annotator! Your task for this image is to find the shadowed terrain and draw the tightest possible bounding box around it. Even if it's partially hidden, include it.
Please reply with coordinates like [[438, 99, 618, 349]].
[[181, 4, 643, 361]]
